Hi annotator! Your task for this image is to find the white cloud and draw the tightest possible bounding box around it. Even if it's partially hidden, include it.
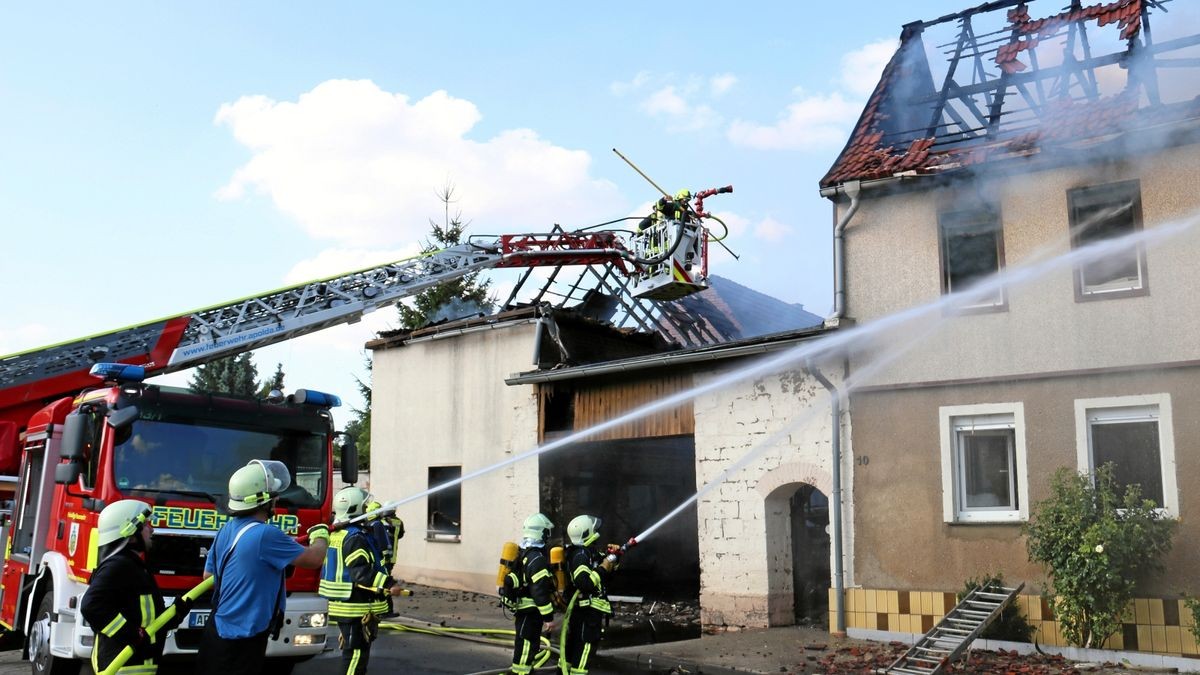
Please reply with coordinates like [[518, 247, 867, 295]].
[[710, 74, 737, 97], [282, 245, 423, 285], [726, 38, 898, 153], [215, 79, 623, 248], [609, 71, 652, 96], [640, 85, 721, 133], [705, 210, 748, 269], [753, 216, 793, 243], [840, 39, 898, 97], [727, 92, 860, 151]]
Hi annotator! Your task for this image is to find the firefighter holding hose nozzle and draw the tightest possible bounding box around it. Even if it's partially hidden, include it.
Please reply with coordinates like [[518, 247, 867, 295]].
[[319, 487, 406, 675], [559, 515, 619, 675], [498, 513, 558, 674]]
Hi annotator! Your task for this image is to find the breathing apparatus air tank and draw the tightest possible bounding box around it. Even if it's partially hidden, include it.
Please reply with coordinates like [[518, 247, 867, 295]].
[[497, 541, 519, 587], [549, 546, 566, 593]]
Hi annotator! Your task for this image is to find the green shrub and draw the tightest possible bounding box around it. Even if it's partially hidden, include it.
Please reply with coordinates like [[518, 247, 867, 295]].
[[960, 573, 1034, 643], [1183, 595, 1200, 645], [1024, 465, 1175, 648]]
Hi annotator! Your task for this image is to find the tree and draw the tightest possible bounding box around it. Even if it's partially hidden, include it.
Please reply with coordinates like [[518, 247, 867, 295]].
[[1024, 465, 1176, 648], [188, 352, 261, 396], [341, 356, 372, 471], [258, 362, 286, 398], [397, 183, 495, 330]]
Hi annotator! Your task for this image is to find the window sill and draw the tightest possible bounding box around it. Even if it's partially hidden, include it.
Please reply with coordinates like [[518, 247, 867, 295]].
[[1074, 285, 1148, 302], [946, 515, 1025, 526], [425, 532, 462, 543]]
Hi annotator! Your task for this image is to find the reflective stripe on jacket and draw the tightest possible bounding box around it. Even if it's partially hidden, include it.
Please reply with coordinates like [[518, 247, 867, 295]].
[[318, 527, 391, 619]]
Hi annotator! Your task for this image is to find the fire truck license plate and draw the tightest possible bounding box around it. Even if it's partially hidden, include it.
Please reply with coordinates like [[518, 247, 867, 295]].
[[189, 612, 209, 628]]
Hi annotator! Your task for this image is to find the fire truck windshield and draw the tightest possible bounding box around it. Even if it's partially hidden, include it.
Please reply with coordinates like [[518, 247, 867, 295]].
[[112, 418, 327, 509]]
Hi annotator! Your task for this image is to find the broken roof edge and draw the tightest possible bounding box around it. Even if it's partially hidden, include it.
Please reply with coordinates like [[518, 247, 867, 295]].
[[504, 323, 835, 385], [818, 116, 1200, 199], [366, 305, 540, 351]]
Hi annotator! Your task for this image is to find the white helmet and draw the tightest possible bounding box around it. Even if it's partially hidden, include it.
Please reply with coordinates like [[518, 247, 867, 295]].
[[522, 513, 554, 544], [97, 499, 152, 547], [227, 459, 291, 514], [567, 515, 602, 546], [334, 486, 370, 521]]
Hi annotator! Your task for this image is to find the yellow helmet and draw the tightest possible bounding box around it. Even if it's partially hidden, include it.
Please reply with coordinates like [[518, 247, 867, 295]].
[[674, 189, 692, 202], [333, 486, 370, 521], [97, 499, 152, 547]]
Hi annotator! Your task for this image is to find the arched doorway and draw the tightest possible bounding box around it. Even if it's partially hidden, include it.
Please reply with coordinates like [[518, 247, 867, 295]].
[[790, 484, 830, 625]]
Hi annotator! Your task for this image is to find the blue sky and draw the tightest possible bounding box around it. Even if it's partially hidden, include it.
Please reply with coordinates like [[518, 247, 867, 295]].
[[0, 1, 980, 426]]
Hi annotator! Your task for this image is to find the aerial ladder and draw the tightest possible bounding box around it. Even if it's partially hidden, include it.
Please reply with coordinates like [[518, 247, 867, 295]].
[[0, 185, 732, 473]]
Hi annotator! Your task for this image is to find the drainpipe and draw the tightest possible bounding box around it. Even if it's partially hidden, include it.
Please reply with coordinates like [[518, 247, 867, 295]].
[[827, 180, 862, 323], [805, 360, 846, 637]]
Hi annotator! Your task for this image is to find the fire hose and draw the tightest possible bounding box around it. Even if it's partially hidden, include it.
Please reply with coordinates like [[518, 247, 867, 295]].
[[98, 576, 214, 675]]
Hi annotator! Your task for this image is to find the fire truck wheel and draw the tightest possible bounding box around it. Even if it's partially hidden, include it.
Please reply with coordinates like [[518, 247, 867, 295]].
[[30, 595, 80, 675]]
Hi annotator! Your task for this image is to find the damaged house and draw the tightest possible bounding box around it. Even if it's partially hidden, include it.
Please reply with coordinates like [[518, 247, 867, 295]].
[[821, 0, 1200, 655], [367, 272, 836, 629]]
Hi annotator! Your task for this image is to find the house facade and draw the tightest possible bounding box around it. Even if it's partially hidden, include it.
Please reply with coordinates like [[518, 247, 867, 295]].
[[821, 0, 1200, 654]]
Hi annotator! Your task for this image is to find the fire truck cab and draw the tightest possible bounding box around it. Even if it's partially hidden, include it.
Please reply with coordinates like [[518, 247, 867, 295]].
[[2, 363, 348, 674]]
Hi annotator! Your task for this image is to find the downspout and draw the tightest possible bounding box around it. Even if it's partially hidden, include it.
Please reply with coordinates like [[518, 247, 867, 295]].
[[805, 361, 846, 637], [827, 180, 862, 323]]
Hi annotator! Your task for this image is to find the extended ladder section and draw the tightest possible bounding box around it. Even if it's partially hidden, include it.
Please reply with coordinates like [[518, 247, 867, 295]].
[[0, 221, 711, 410], [877, 581, 1024, 675]]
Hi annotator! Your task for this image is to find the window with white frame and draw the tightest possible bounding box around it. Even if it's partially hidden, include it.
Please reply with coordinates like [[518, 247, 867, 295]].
[[1075, 395, 1177, 515], [939, 403, 1028, 523]]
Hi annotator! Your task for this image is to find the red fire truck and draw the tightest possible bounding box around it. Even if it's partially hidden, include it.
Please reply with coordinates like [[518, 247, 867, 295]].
[[0, 187, 729, 673]]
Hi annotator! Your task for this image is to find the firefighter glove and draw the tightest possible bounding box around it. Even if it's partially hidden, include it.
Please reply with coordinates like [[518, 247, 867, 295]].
[[601, 554, 619, 573], [162, 596, 194, 632], [130, 628, 155, 662], [306, 523, 330, 543]]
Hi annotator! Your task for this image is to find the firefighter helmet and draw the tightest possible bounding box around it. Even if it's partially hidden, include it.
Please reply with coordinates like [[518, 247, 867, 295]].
[[522, 513, 554, 544], [227, 459, 292, 514], [567, 514, 602, 547], [674, 189, 692, 202], [97, 499, 152, 547], [334, 486, 370, 521]]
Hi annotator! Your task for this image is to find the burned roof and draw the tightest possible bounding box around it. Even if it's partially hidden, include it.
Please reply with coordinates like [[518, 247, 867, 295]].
[[821, 0, 1200, 188], [654, 275, 823, 346]]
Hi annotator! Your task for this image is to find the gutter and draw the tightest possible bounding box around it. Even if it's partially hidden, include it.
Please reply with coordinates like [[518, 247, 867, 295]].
[[804, 361, 846, 637], [819, 174, 921, 325], [402, 318, 539, 346]]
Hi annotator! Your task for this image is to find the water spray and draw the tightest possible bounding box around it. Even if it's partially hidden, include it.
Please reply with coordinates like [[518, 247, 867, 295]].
[[360, 212, 1197, 540]]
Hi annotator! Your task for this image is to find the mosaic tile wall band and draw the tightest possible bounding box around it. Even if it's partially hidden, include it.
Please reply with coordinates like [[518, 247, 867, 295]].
[[829, 589, 1200, 657]]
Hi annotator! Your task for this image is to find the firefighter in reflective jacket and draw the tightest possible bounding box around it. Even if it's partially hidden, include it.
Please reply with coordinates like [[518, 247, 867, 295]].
[[319, 487, 404, 675], [561, 515, 614, 675], [501, 513, 557, 675], [81, 499, 190, 675]]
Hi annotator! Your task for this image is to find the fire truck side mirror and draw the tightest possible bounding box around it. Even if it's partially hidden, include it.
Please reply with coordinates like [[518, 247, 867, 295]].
[[107, 406, 139, 430], [340, 435, 358, 486], [59, 413, 90, 460], [55, 462, 83, 485]]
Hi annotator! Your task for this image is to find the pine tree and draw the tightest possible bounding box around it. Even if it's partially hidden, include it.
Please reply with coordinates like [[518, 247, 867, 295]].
[[342, 356, 372, 471], [188, 352, 261, 396], [397, 183, 495, 330], [258, 362, 286, 398]]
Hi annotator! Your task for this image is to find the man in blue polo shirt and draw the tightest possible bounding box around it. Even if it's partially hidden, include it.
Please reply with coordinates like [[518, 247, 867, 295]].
[[196, 459, 329, 675]]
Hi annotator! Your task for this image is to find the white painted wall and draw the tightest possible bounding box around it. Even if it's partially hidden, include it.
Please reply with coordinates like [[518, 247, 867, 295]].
[[369, 321, 541, 595], [842, 144, 1200, 386], [691, 360, 850, 628]]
